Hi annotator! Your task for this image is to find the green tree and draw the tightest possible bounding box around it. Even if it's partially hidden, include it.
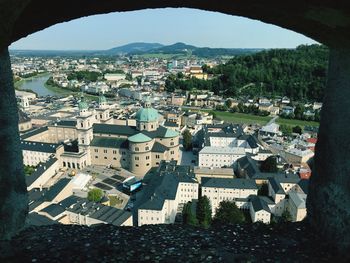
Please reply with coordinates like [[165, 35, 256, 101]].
[[196, 196, 212, 228], [225, 99, 233, 108], [125, 72, 132, 81], [177, 72, 184, 79], [136, 76, 142, 86], [24, 165, 35, 176], [182, 201, 198, 226], [294, 103, 305, 120], [183, 129, 193, 151], [280, 124, 293, 136], [292, 125, 303, 134], [88, 188, 103, 202], [281, 210, 292, 222], [260, 156, 278, 173], [213, 200, 245, 224]]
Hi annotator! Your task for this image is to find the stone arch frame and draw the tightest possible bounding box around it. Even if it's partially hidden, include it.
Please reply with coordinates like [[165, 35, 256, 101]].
[[0, 0, 349, 255]]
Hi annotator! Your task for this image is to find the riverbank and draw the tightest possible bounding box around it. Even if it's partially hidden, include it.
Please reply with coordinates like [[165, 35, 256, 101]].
[[14, 72, 50, 89], [15, 73, 98, 100], [44, 82, 99, 101]]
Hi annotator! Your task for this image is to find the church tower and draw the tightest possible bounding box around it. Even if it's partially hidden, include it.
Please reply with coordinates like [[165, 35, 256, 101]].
[[76, 94, 93, 165], [96, 94, 112, 123]]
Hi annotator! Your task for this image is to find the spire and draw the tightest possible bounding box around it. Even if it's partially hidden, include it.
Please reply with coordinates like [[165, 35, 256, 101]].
[[78, 92, 88, 111], [98, 92, 107, 106], [143, 96, 151, 108]]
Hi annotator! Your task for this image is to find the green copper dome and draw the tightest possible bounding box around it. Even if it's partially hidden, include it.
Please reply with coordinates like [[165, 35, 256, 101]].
[[128, 133, 153, 143], [135, 98, 158, 122], [78, 100, 88, 111], [135, 107, 158, 122], [99, 94, 107, 104], [164, 128, 179, 138]]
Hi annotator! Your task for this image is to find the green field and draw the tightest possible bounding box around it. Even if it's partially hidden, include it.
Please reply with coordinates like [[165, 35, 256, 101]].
[[189, 109, 320, 127], [276, 117, 319, 127], [204, 110, 272, 125]]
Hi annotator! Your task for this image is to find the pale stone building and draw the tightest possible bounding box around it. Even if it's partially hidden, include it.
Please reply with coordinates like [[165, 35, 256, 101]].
[[201, 177, 258, 215], [21, 95, 180, 177], [138, 161, 199, 226]]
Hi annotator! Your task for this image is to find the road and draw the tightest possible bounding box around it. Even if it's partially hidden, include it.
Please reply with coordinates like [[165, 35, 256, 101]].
[[266, 115, 279, 126]]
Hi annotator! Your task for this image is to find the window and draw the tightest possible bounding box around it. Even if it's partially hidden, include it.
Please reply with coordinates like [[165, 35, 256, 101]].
[[81, 123, 83, 128], [104, 157, 107, 159], [136, 164, 139, 167], [135, 147, 139, 151], [63, 161, 66, 167], [104, 149, 107, 153], [143, 125, 146, 129], [113, 157, 117, 160], [77, 164, 80, 169], [145, 146, 149, 151], [151, 125, 154, 129], [171, 151, 174, 154], [135, 157, 139, 160], [82, 139, 84, 144], [95, 156, 98, 158], [147, 163, 150, 166], [156, 155, 160, 159], [100, 114, 102, 118], [113, 150, 117, 154], [94, 149, 98, 153], [122, 158, 126, 161], [146, 156, 150, 160], [170, 142, 174, 146]]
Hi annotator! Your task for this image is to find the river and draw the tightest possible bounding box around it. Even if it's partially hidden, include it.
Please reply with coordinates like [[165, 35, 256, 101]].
[[17, 73, 72, 97]]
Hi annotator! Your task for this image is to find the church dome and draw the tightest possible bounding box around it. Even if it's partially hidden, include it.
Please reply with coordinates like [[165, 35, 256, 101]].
[[78, 93, 88, 111], [135, 99, 158, 122], [78, 100, 88, 111], [99, 94, 107, 104], [135, 107, 159, 122]]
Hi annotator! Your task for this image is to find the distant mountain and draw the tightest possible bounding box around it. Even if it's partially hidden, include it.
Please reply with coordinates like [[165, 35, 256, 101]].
[[106, 42, 164, 55], [130, 42, 263, 57], [10, 42, 263, 57], [146, 42, 197, 54]]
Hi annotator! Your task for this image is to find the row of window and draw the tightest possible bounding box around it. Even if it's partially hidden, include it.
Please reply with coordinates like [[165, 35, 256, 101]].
[[140, 217, 160, 221], [62, 161, 86, 169], [93, 149, 125, 155], [94, 156, 126, 162]]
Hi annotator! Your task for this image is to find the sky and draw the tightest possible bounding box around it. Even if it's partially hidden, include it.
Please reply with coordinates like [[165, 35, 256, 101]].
[[10, 8, 318, 50]]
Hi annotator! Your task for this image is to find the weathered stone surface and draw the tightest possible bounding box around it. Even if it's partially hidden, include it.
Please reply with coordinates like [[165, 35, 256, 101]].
[[0, 48, 28, 240], [0, 222, 339, 262], [307, 47, 350, 256]]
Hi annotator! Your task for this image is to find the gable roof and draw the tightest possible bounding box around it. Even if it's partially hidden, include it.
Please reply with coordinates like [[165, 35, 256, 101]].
[[21, 140, 61, 153], [289, 192, 307, 209], [21, 126, 49, 140], [202, 177, 257, 190], [93, 123, 137, 136], [152, 142, 168, 153], [250, 195, 271, 213], [90, 137, 128, 149], [26, 157, 58, 187], [268, 177, 285, 194]]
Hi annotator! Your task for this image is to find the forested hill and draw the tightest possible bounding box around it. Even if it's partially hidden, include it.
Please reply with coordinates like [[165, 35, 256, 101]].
[[166, 44, 329, 102]]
